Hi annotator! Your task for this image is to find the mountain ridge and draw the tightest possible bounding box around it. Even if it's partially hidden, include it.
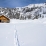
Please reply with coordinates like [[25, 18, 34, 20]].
[[0, 3, 46, 20]]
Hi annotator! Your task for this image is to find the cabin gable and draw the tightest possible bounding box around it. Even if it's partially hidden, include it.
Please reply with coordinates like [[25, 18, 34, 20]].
[[0, 15, 10, 23]]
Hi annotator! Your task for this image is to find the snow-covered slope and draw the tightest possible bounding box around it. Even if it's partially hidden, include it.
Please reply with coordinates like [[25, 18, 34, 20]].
[[0, 18, 46, 46], [10, 18, 46, 24], [0, 24, 15, 46], [15, 19, 46, 46], [0, 3, 46, 46], [0, 3, 46, 20]]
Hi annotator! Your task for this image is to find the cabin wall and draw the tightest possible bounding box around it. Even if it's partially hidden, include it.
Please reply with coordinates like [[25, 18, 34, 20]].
[[0, 16, 10, 23]]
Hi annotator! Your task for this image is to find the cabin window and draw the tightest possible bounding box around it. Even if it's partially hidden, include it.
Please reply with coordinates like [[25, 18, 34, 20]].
[[0, 20, 1, 22]]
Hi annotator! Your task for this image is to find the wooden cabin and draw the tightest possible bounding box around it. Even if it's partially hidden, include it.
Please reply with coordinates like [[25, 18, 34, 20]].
[[0, 15, 10, 23]]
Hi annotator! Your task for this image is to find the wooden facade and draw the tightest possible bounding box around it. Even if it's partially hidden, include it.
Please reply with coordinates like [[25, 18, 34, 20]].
[[0, 15, 10, 23]]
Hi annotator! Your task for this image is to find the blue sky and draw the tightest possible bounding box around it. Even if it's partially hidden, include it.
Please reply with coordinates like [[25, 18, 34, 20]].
[[0, 0, 46, 8]]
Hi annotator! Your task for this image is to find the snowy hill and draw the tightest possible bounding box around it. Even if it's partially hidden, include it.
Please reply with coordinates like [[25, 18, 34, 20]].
[[0, 3, 46, 20], [0, 3, 46, 46], [0, 19, 46, 46], [16, 20, 46, 46], [0, 24, 15, 46]]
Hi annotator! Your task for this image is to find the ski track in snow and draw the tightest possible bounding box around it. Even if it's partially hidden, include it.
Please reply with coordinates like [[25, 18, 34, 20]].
[[15, 19, 46, 46], [0, 18, 46, 46]]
